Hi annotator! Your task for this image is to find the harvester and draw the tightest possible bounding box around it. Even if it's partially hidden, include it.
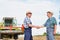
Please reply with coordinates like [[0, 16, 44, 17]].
[[0, 17, 24, 40]]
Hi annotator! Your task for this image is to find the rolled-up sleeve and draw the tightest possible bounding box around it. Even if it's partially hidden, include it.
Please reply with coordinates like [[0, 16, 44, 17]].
[[44, 19, 48, 27], [44, 21, 47, 27], [44, 23, 47, 27], [53, 17, 57, 25]]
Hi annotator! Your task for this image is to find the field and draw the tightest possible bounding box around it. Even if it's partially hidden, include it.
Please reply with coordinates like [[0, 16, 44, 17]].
[[0, 35, 60, 40], [18, 36, 60, 40]]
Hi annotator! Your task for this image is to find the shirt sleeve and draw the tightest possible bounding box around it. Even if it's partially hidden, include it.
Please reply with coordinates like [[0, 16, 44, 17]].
[[53, 17, 57, 25], [44, 20, 48, 27]]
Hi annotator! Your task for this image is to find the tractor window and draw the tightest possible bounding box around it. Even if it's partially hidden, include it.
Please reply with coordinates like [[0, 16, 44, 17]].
[[4, 18, 13, 27]]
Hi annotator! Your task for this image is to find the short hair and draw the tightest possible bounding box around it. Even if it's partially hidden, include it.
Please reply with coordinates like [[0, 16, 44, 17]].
[[26, 12, 32, 15], [47, 11, 53, 15]]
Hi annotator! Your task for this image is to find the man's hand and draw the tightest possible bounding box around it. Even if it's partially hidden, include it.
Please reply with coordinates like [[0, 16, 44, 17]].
[[36, 26, 44, 29], [36, 26, 41, 29], [28, 24, 44, 29]]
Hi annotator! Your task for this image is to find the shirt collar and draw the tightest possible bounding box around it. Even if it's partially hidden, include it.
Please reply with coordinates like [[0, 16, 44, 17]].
[[49, 17, 53, 20], [26, 16, 30, 19]]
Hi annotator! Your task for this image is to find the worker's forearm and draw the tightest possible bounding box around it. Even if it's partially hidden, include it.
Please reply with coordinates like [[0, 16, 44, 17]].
[[53, 25, 57, 35], [28, 24, 44, 28], [54, 25, 57, 32], [40, 26, 44, 28], [28, 24, 37, 28]]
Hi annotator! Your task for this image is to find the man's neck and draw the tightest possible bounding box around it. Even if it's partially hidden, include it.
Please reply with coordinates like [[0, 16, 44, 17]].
[[26, 16, 30, 19], [49, 16, 52, 18]]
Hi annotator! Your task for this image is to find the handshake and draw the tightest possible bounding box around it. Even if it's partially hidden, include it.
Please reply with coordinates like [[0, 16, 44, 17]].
[[34, 26, 44, 29], [28, 24, 44, 29]]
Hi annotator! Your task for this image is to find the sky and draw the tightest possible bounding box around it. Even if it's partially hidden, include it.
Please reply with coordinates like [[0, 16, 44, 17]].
[[0, 0, 60, 35]]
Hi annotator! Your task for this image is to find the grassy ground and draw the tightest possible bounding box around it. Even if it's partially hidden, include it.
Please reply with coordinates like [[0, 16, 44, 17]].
[[17, 36, 60, 40], [33, 36, 60, 40], [0, 36, 60, 40]]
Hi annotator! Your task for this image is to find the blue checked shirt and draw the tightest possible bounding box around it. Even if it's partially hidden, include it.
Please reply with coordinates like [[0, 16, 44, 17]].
[[23, 17, 32, 28]]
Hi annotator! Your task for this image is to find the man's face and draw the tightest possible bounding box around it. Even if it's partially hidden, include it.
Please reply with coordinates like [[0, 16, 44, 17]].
[[28, 14, 32, 18], [47, 13, 52, 18]]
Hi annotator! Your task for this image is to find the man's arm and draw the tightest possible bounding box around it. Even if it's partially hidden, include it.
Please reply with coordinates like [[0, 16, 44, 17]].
[[53, 17, 57, 35], [28, 24, 39, 28], [28, 24, 44, 28], [53, 25, 57, 35]]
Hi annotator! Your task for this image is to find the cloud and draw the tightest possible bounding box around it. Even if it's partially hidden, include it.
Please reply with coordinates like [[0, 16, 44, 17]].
[[0, 0, 59, 24]]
